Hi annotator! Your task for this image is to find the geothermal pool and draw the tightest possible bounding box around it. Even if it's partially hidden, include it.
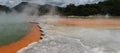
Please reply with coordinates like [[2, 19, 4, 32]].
[[18, 16, 120, 53]]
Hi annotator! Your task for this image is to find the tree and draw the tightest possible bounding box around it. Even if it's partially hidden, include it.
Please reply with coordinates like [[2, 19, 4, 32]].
[[0, 5, 11, 13]]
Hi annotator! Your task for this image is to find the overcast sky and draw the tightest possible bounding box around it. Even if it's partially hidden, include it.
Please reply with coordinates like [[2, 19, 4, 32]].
[[0, 0, 105, 8]]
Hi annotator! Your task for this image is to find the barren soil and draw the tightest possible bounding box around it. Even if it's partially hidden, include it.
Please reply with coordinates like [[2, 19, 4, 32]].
[[47, 18, 120, 28]]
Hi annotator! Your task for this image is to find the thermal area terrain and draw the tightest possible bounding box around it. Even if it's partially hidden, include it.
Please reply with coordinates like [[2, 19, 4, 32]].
[[18, 16, 120, 53]]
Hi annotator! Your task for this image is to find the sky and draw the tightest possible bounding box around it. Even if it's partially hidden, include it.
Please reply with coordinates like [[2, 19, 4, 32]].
[[0, 0, 105, 8]]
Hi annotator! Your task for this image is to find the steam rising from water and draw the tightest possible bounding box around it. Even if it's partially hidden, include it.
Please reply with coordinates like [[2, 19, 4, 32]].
[[17, 17, 120, 53], [0, 12, 27, 24], [0, 0, 120, 53], [0, 3, 41, 24]]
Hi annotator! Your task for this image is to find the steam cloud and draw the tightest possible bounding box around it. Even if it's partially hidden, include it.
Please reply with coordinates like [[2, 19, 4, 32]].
[[0, 0, 105, 8], [0, 3, 40, 24]]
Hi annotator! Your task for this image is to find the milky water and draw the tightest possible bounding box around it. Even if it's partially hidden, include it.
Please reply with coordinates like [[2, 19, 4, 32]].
[[17, 16, 120, 53]]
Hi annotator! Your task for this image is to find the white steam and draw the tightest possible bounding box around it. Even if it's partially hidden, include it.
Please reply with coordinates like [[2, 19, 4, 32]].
[[0, 3, 41, 24], [0, 0, 105, 8]]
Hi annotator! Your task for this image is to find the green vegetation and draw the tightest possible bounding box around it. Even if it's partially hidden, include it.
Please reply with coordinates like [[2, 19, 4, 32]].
[[0, 23, 31, 46], [0, 5, 11, 13], [57, 0, 120, 16], [68, 16, 120, 19], [12, 0, 120, 16], [0, 0, 120, 16]]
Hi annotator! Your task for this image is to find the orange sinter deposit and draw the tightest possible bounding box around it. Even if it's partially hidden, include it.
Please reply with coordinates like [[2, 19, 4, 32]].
[[49, 19, 120, 28], [0, 24, 41, 53]]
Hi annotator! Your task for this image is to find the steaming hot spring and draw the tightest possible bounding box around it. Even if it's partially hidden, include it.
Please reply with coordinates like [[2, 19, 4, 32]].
[[0, 14, 120, 53], [16, 15, 120, 53], [0, 0, 120, 53]]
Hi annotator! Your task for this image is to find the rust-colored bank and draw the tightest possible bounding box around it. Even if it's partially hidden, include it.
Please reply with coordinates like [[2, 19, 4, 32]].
[[49, 19, 120, 28], [0, 24, 41, 53]]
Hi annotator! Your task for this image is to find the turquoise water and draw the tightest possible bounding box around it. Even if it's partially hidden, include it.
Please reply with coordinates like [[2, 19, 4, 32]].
[[0, 23, 31, 46]]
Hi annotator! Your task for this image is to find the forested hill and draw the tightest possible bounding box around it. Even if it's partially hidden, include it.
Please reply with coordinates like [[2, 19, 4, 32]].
[[0, 5, 11, 13], [57, 0, 120, 16], [0, 0, 120, 16]]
